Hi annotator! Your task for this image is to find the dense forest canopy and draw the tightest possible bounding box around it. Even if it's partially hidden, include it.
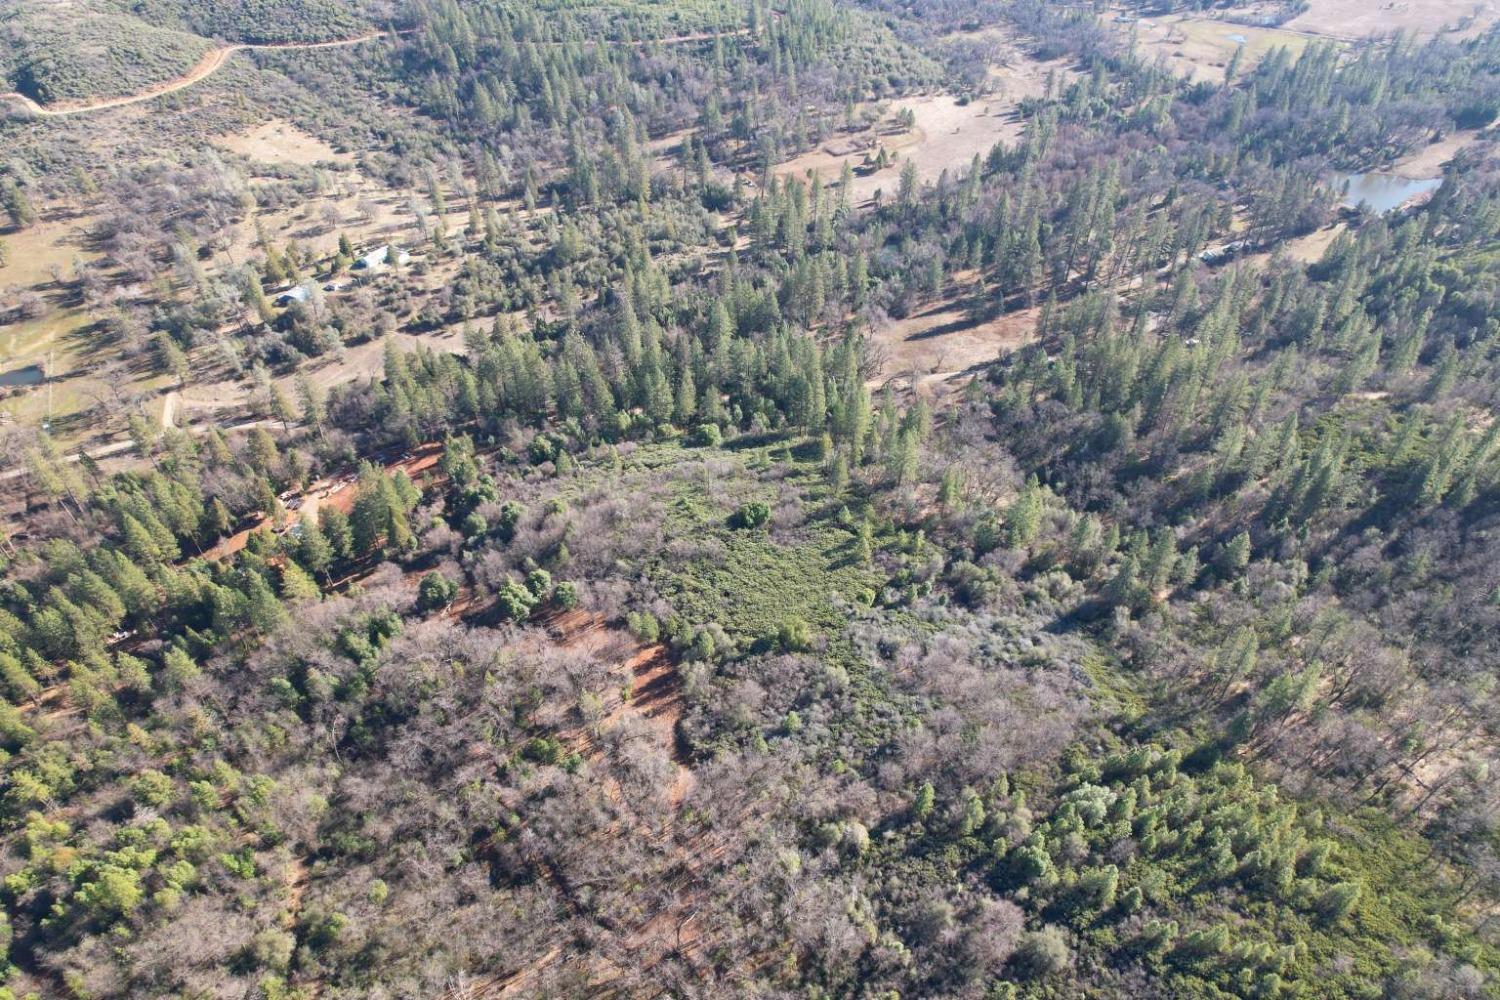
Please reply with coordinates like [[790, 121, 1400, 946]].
[[1, 0, 1500, 996]]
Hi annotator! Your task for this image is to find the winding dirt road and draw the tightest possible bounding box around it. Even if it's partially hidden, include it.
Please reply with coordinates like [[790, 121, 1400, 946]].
[[0, 22, 760, 118], [0, 31, 389, 117]]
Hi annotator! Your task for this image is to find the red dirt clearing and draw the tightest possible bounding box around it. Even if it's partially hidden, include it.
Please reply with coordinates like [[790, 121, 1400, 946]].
[[205, 442, 443, 560]]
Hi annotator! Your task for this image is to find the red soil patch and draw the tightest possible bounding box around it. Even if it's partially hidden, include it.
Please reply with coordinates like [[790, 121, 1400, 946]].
[[546, 609, 692, 777], [204, 442, 444, 560]]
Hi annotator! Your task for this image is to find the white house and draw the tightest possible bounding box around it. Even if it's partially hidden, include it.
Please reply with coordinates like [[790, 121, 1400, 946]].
[[353, 245, 411, 271], [274, 283, 315, 307]]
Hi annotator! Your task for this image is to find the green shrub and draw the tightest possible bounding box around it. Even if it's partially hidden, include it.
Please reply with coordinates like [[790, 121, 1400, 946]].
[[417, 572, 459, 612], [1012, 926, 1070, 978], [775, 616, 812, 652], [733, 501, 771, 529], [496, 580, 537, 621], [129, 769, 175, 808]]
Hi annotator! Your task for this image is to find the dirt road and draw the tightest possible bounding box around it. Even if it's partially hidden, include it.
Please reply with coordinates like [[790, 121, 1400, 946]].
[[0, 23, 755, 118], [0, 31, 389, 117], [0, 415, 279, 484]]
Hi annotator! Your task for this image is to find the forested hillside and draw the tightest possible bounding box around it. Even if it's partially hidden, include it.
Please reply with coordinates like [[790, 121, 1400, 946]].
[[1, 0, 1500, 996], [0, 0, 369, 104]]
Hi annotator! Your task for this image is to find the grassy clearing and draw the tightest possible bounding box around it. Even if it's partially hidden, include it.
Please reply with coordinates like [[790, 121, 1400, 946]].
[[1126, 15, 1312, 84], [617, 441, 886, 645], [658, 489, 880, 644], [774, 44, 1065, 205], [549, 439, 884, 647], [1286, 0, 1498, 39], [870, 299, 1036, 390], [213, 119, 352, 167], [0, 214, 100, 289], [0, 306, 91, 372]]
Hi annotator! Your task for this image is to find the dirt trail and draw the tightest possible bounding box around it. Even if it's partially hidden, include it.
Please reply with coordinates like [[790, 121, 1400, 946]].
[[0, 23, 755, 118], [0, 31, 389, 117], [0, 414, 280, 483]]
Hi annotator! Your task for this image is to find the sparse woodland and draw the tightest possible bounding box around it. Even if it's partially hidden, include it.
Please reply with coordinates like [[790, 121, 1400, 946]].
[[2, 0, 1500, 997]]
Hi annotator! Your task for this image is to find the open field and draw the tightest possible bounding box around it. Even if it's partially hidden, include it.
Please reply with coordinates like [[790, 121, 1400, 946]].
[[1285, 224, 1344, 263], [221, 173, 424, 262], [869, 297, 1036, 392], [0, 308, 115, 425], [776, 48, 1063, 203], [1286, 0, 1497, 38], [214, 118, 353, 166], [1123, 14, 1311, 84], [1392, 128, 1481, 177], [0, 211, 101, 289]]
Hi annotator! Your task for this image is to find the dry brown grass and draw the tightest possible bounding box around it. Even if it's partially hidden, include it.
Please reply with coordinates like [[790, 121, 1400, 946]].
[[1392, 129, 1482, 177], [775, 46, 1065, 204], [1286, 0, 1496, 39], [214, 119, 352, 167], [869, 297, 1036, 393], [1121, 14, 1311, 85]]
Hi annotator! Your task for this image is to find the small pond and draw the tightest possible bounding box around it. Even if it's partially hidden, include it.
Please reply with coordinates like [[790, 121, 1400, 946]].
[[0, 365, 44, 388], [1339, 172, 1442, 214]]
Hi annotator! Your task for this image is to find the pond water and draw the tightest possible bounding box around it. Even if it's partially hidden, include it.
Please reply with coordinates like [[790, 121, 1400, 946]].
[[1225, 32, 1249, 43], [0, 365, 44, 388], [1339, 172, 1442, 213]]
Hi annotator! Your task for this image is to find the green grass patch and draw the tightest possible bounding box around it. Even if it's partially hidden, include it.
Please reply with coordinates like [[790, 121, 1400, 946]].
[[648, 449, 882, 646]]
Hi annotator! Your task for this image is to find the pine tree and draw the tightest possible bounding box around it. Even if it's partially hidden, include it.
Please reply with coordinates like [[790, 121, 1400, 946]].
[[0, 652, 40, 703], [163, 646, 201, 687], [127, 413, 159, 466], [248, 428, 280, 475], [157, 336, 191, 388], [1220, 531, 1252, 580], [296, 372, 326, 431], [205, 498, 233, 541], [1, 179, 36, 229], [121, 515, 164, 567], [321, 508, 353, 561], [1005, 476, 1045, 548], [270, 384, 296, 432], [246, 573, 290, 634], [351, 466, 392, 555], [298, 515, 335, 580], [898, 158, 919, 208], [279, 561, 321, 603], [888, 428, 919, 486]]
